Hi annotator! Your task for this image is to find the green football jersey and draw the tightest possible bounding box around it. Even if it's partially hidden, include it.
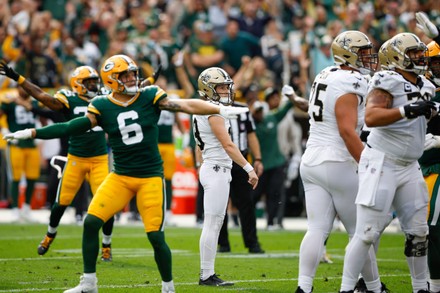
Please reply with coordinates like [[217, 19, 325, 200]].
[[54, 89, 107, 157], [88, 86, 166, 178], [1, 99, 39, 148]]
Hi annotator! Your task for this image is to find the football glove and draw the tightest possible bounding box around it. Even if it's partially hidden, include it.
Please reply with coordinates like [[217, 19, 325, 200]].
[[0, 59, 20, 81], [416, 12, 439, 40], [424, 133, 440, 151], [402, 100, 436, 119], [3, 129, 33, 141], [281, 85, 295, 96], [219, 106, 249, 119]]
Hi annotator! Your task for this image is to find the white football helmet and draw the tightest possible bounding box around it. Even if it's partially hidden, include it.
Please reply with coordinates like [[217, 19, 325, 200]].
[[385, 33, 428, 75], [198, 67, 234, 105], [378, 40, 392, 70], [426, 41, 440, 86], [331, 30, 377, 75]]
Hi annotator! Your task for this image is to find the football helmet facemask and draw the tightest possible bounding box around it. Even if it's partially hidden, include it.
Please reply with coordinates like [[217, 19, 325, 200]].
[[198, 67, 234, 105], [426, 41, 440, 86], [70, 66, 100, 99], [100, 54, 139, 95], [331, 30, 377, 75], [386, 33, 428, 75]]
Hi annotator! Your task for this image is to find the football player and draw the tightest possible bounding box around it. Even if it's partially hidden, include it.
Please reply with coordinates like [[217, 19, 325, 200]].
[[296, 30, 383, 293], [415, 11, 440, 293], [339, 33, 436, 293], [2, 54, 249, 293], [0, 63, 115, 261], [194, 67, 258, 286], [0, 86, 40, 222]]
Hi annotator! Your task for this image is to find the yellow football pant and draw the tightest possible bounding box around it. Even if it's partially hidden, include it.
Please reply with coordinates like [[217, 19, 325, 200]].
[[88, 173, 165, 232]]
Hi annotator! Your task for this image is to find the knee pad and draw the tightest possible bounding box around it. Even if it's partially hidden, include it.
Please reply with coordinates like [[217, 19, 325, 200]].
[[404, 234, 428, 257]]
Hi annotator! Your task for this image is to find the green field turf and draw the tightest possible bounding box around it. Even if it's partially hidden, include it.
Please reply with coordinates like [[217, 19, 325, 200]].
[[0, 224, 413, 292]]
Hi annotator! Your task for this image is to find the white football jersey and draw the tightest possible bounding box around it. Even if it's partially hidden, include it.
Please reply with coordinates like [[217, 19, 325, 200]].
[[303, 66, 368, 166], [193, 113, 232, 168], [367, 71, 436, 162]]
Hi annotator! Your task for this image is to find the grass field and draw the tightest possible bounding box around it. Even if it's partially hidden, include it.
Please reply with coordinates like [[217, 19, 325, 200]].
[[0, 223, 414, 292]]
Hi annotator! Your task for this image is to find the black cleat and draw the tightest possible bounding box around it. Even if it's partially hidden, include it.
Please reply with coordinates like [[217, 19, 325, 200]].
[[199, 274, 234, 286], [217, 245, 231, 253], [249, 245, 265, 254], [37, 232, 56, 255]]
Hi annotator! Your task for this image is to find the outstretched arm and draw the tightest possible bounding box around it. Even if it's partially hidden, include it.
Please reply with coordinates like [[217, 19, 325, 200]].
[[4, 115, 95, 141], [0, 60, 64, 111], [158, 97, 248, 119]]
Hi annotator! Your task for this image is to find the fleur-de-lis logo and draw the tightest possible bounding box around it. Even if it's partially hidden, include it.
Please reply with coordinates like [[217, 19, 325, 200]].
[[213, 165, 220, 172], [353, 82, 360, 89], [201, 73, 211, 84], [340, 37, 352, 48]]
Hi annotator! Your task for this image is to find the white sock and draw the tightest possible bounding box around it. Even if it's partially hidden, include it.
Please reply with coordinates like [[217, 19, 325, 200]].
[[200, 213, 224, 280], [365, 278, 381, 293], [430, 279, 440, 292], [83, 273, 96, 280], [48, 226, 57, 234], [297, 230, 326, 292], [102, 234, 112, 245], [162, 280, 174, 289]]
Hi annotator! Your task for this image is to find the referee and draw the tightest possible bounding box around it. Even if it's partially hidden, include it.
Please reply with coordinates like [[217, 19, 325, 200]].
[[217, 101, 265, 253]]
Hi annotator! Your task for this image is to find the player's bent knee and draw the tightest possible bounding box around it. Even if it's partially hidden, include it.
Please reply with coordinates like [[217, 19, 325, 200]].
[[358, 225, 381, 245], [404, 234, 428, 257]]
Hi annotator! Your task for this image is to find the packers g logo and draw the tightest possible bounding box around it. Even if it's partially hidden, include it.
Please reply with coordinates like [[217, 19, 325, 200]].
[[103, 61, 115, 72]]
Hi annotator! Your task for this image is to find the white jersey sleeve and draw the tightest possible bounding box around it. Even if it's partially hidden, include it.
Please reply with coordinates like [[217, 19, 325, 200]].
[[367, 71, 436, 162], [193, 114, 232, 168], [303, 66, 368, 166]]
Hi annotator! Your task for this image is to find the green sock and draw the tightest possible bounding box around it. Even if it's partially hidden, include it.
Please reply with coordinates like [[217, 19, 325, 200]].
[[82, 214, 104, 273], [147, 231, 172, 282], [429, 226, 440, 279], [10, 181, 19, 208], [49, 202, 68, 228], [25, 179, 35, 204]]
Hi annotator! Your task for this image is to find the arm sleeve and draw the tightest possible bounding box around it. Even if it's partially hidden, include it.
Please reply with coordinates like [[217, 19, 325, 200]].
[[35, 116, 92, 139]]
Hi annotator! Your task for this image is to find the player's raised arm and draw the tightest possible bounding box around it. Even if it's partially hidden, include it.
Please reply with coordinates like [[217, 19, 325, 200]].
[[0, 59, 64, 111]]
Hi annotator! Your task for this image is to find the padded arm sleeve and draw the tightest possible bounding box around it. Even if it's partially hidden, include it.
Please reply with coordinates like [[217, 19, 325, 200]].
[[35, 116, 92, 139]]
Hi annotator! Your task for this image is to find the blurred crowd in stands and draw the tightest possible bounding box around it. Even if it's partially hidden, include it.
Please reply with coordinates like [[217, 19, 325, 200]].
[[0, 0, 440, 224]]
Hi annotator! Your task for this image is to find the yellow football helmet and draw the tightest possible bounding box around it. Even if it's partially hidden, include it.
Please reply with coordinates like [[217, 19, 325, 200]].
[[70, 66, 99, 98], [100, 54, 139, 94], [331, 30, 377, 75], [198, 67, 234, 105], [385, 33, 427, 75], [426, 41, 440, 86], [378, 40, 391, 70]]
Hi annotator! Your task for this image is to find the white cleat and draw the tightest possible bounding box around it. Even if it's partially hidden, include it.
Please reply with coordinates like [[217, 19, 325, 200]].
[[64, 276, 98, 293], [10, 208, 20, 223], [20, 204, 36, 222]]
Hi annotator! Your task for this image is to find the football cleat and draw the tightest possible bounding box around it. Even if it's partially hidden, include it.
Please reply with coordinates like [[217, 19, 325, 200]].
[[37, 232, 57, 255], [101, 244, 112, 262], [217, 245, 231, 253], [199, 274, 234, 286], [295, 286, 313, 293], [63, 275, 98, 293], [248, 244, 265, 254]]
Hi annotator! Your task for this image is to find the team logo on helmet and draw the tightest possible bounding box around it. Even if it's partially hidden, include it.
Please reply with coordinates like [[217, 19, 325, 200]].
[[339, 37, 352, 48], [103, 61, 115, 72]]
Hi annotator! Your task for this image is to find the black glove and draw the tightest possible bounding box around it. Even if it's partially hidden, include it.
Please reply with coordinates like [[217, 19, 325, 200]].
[[0, 60, 20, 82], [403, 100, 436, 119], [152, 64, 162, 83]]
